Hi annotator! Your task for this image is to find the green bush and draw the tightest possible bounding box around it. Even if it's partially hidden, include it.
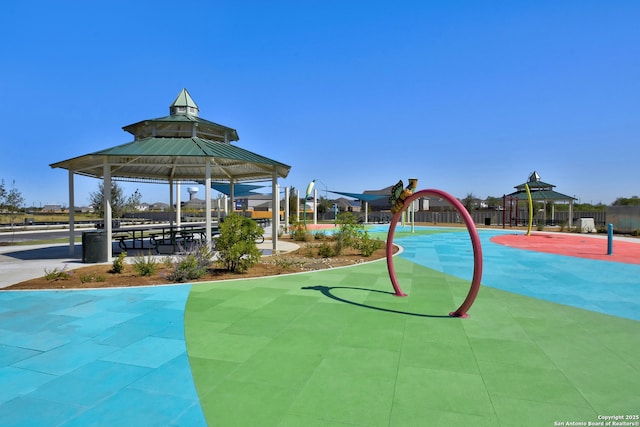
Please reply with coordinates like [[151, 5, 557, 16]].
[[133, 254, 158, 277], [110, 252, 126, 274], [290, 221, 311, 241], [318, 242, 334, 258], [313, 230, 327, 240], [79, 273, 106, 283], [215, 214, 262, 272], [44, 266, 72, 281], [167, 242, 213, 282], [355, 231, 383, 257]]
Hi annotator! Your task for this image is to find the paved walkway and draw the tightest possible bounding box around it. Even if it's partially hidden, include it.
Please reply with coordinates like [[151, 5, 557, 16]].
[[1, 227, 639, 426], [0, 240, 298, 289]]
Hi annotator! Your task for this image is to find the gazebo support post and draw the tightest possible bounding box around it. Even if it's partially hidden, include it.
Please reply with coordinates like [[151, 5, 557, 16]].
[[569, 200, 574, 228], [103, 161, 113, 260], [205, 161, 212, 251], [176, 182, 181, 228], [169, 179, 174, 228], [68, 170, 76, 257]]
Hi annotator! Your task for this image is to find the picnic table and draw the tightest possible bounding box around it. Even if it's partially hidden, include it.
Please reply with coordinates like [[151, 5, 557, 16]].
[[111, 224, 219, 254]]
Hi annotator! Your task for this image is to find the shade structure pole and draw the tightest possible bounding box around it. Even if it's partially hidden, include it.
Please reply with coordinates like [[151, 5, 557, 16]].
[[217, 198, 221, 224], [68, 170, 75, 256], [103, 161, 113, 260], [364, 201, 369, 224], [272, 171, 279, 253], [296, 190, 300, 222], [229, 178, 235, 214], [313, 189, 317, 225], [284, 186, 290, 233], [205, 161, 212, 251], [204, 161, 212, 250]]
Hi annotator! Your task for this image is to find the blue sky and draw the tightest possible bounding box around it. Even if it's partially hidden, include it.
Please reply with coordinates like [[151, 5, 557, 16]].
[[2, 1, 638, 207]]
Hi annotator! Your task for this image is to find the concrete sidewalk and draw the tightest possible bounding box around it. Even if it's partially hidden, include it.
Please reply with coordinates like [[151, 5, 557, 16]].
[[0, 240, 299, 290]]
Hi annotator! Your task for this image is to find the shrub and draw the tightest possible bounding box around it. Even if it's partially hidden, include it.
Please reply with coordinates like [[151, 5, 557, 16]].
[[333, 212, 365, 255], [110, 252, 126, 274], [167, 241, 213, 282], [79, 273, 106, 283], [313, 230, 327, 240], [290, 221, 311, 242], [133, 254, 158, 277], [355, 231, 383, 257], [215, 214, 262, 272], [318, 242, 334, 258], [44, 266, 72, 281]]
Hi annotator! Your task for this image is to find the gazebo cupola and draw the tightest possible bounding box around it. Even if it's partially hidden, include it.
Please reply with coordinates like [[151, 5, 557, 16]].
[[122, 88, 239, 143], [169, 88, 199, 117]]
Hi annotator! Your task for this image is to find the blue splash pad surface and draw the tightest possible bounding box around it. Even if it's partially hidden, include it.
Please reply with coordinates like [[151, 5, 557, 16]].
[[392, 227, 640, 322], [0, 285, 206, 427]]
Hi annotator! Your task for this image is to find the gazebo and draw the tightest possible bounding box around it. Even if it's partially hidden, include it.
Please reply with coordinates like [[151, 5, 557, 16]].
[[51, 89, 291, 258], [506, 171, 576, 227]]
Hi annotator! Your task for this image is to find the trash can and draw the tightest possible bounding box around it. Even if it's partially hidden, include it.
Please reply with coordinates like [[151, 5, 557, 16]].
[[484, 217, 491, 226], [82, 231, 108, 263]]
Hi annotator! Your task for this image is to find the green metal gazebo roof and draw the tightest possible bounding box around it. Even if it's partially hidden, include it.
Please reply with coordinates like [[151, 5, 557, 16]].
[[50, 136, 290, 183], [506, 171, 575, 202], [50, 89, 290, 183]]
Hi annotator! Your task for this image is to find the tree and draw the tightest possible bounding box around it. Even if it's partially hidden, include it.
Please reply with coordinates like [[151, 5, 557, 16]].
[[0, 180, 25, 226], [485, 196, 503, 209], [125, 189, 143, 214], [612, 196, 640, 206], [215, 214, 263, 272], [461, 193, 478, 212], [89, 182, 127, 218], [317, 196, 332, 216]]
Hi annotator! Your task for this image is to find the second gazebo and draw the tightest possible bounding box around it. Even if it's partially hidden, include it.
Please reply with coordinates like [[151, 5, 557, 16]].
[[505, 171, 576, 227]]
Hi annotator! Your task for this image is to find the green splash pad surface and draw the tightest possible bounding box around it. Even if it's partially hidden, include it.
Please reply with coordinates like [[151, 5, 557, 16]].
[[185, 257, 640, 426]]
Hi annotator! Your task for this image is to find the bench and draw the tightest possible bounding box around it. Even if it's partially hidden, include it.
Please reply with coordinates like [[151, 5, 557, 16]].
[[113, 233, 131, 251]]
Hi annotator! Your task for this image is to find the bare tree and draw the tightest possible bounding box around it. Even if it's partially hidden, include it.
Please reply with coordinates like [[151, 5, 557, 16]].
[[0, 180, 25, 227]]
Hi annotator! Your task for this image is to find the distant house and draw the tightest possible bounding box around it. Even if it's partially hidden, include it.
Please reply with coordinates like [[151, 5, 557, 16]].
[[334, 197, 360, 213], [74, 206, 94, 213], [41, 204, 63, 213], [150, 202, 170, 211], [135, 203, 151, 212], [235, 194, 273, 212]]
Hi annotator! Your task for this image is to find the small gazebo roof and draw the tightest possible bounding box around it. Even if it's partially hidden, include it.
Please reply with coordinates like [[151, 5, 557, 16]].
[[50, 89, 290, 183], [507, 171, 575, 202]]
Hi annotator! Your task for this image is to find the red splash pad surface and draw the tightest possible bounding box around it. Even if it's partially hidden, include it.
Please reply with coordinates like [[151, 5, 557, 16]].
[[491, 233, 640, 265], [305, 224, 338, 230]]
